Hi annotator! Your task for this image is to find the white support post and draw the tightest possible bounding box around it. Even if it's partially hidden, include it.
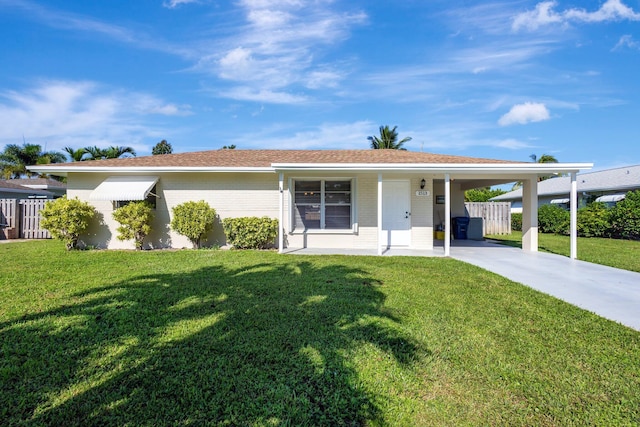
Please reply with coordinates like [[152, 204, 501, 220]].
[[570, 172, 578, 259], [522, 177, 539, 252], [444, 173, 451, 257], [377, 173, 383, 255], [278, 172, 284, 254]]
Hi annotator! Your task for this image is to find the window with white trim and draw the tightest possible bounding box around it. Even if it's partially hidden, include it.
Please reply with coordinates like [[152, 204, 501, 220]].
[[293, 180, 352, 230]]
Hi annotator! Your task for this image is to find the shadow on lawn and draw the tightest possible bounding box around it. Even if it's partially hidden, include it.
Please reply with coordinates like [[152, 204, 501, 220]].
[[1, 259, 421, 426]]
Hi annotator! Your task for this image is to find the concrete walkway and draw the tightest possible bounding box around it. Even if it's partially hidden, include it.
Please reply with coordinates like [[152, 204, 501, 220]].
[[450, 241, 640, 331]]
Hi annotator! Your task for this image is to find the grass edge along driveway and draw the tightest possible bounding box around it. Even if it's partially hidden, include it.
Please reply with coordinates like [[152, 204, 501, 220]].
[[1, 240, 639, 426]]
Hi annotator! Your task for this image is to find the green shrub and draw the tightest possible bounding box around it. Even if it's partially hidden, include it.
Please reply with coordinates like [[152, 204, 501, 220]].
[[222, 216, 278, 249], [39, 196, 96, 250], [609, 190, 640, 240], [511, 213, 522, 231], [577, 202, 611, 238], [538, 204, 569, 234], [112, 201, 154, 250], [170, 200, 216, 249]]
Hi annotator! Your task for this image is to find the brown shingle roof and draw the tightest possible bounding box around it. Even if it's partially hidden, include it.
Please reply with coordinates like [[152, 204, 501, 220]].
[[9, 178, 67, 188], [45, 149, 517, 169]]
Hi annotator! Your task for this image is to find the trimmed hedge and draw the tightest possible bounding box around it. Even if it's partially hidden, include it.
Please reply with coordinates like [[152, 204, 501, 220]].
[[112, 201, 154, 250], [528, 190, 640, 240], [511, 213, 522, 231], [538, 204, 569, 234], [39, 196, 96, 250], [171, 200, 216, 249], [610, 190, 640, 239], [222, 216, 278, 249], [577, 202, 611, 238]]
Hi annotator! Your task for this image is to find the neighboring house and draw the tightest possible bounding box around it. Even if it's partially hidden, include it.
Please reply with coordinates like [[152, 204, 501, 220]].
[[7, 178, 67, 198], [0, 180, 55, 199], [491, 164, 640, 213], [29, 149, 591, 256]]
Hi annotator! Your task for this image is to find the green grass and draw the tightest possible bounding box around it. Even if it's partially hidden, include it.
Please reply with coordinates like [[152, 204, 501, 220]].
[[487, 231, 640, 273], [1, 240, 639, 426]]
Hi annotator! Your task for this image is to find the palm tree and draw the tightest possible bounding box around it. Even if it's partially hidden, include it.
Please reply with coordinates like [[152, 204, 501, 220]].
[[512, 153, 560, 190], [103, 146, 136, 159], [84, 145, 136, 160], [152, 140, 173, 155], [64, 146, 88, 162], [368, 125, 412, 150], [0, 143, 66, 178], [530, 154, 558, 164]]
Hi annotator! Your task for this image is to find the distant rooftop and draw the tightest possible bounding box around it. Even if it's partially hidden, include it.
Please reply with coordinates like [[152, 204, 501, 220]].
[[492, 164, 640, 201]]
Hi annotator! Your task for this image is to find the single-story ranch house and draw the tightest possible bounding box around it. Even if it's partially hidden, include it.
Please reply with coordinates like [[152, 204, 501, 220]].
[[29, 149, 592, 258]]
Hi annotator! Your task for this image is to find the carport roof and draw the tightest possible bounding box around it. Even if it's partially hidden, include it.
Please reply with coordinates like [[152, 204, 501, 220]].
[[492, 164, 640, 201]]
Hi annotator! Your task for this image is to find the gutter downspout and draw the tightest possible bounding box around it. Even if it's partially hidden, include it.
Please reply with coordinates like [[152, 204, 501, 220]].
[[570, 172, 577, 259], [444, 173, 451, 257], [278, 172, 284, 254], [378, 173, 383, 256]]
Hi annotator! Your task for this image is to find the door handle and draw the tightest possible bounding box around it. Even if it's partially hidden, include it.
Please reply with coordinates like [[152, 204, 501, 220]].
[[405, 211, 411, 219]]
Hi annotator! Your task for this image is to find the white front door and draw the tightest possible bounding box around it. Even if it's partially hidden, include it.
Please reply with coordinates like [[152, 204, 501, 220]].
[[381, 180, 411, 247]]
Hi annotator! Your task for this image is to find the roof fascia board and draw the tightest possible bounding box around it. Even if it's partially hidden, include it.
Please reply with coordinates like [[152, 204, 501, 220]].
[[27, 166, 275, 175], [29, 162, 594, 175], [272, 162, 593, 173]]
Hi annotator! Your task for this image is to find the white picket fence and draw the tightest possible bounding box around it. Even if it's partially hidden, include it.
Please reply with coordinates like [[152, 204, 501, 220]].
[[0, 199, 52, 239], [464, 202, 511, 235]]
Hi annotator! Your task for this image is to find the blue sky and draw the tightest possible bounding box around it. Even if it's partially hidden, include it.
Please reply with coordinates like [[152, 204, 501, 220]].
[[1, 0, 639, 169]]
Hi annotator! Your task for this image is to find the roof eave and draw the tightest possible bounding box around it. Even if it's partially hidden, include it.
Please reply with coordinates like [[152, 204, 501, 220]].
[[272, 162, 594, 174], [26, 166, 275, 176]]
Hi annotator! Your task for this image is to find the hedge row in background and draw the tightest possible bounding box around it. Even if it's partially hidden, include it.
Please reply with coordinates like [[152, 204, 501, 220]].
[[511, 190, 640, 240]]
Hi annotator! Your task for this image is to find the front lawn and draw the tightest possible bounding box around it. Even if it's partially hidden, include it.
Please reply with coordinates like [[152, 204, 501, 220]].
[[1, 240, 639, 426], [487, 231, 640, 273]]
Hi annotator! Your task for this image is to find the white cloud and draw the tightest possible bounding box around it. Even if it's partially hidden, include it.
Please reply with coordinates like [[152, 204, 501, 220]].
[[4, 0, 193, 57], [163, 0, 199, 8], [563, 0, 640, 22], [495, 138, 534, 149], [513, 0, 640, 31], [0, 80, 188, 151], [225, 120, 375, 149], [498, 102, 550, 126], [217, 87, 308, 104], [614, 34, 640, 50], [201, 1, 367, 102]]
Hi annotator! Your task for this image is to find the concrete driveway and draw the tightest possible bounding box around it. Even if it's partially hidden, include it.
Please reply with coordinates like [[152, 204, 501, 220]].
[[450, 240, 640, 331]]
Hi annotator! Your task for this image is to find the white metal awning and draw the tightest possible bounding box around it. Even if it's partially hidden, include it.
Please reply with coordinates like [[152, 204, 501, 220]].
[[90, 176, 159, 201], [595, 194, 626, 203], [550, 198, 570, 204]]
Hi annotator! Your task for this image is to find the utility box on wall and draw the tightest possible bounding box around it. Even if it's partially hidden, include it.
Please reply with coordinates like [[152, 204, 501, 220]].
[[467, 217, 484, 240]]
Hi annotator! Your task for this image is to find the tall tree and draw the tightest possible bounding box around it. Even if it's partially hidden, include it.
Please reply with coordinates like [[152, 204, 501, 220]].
[[64, 146, 88, 162], [530, 153, 558, 164], [465, 187, 507, 202], [152, 140, 173, 155], [512, 153, 560, 190], [84, 145, 137, 160], [103, 146, 136, 159], [368, 125, 412, 150], [0, 143, 66, 179]]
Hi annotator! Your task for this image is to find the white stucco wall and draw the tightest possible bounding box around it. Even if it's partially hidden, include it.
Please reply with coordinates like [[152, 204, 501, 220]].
[[68, 171, 437, 251], [68, 172, 280, 249]]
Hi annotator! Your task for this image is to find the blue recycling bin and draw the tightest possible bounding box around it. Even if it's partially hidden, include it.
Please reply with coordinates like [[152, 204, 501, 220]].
[[453, 217, 470, 240]]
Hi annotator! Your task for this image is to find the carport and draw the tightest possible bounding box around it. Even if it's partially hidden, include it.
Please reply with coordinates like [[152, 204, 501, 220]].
[[424, 162, 591, 259]]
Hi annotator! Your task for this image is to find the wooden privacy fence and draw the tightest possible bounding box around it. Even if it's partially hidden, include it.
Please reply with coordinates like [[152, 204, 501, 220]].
[[0, 199, 52, 239], [464, 202, 511, 235]]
